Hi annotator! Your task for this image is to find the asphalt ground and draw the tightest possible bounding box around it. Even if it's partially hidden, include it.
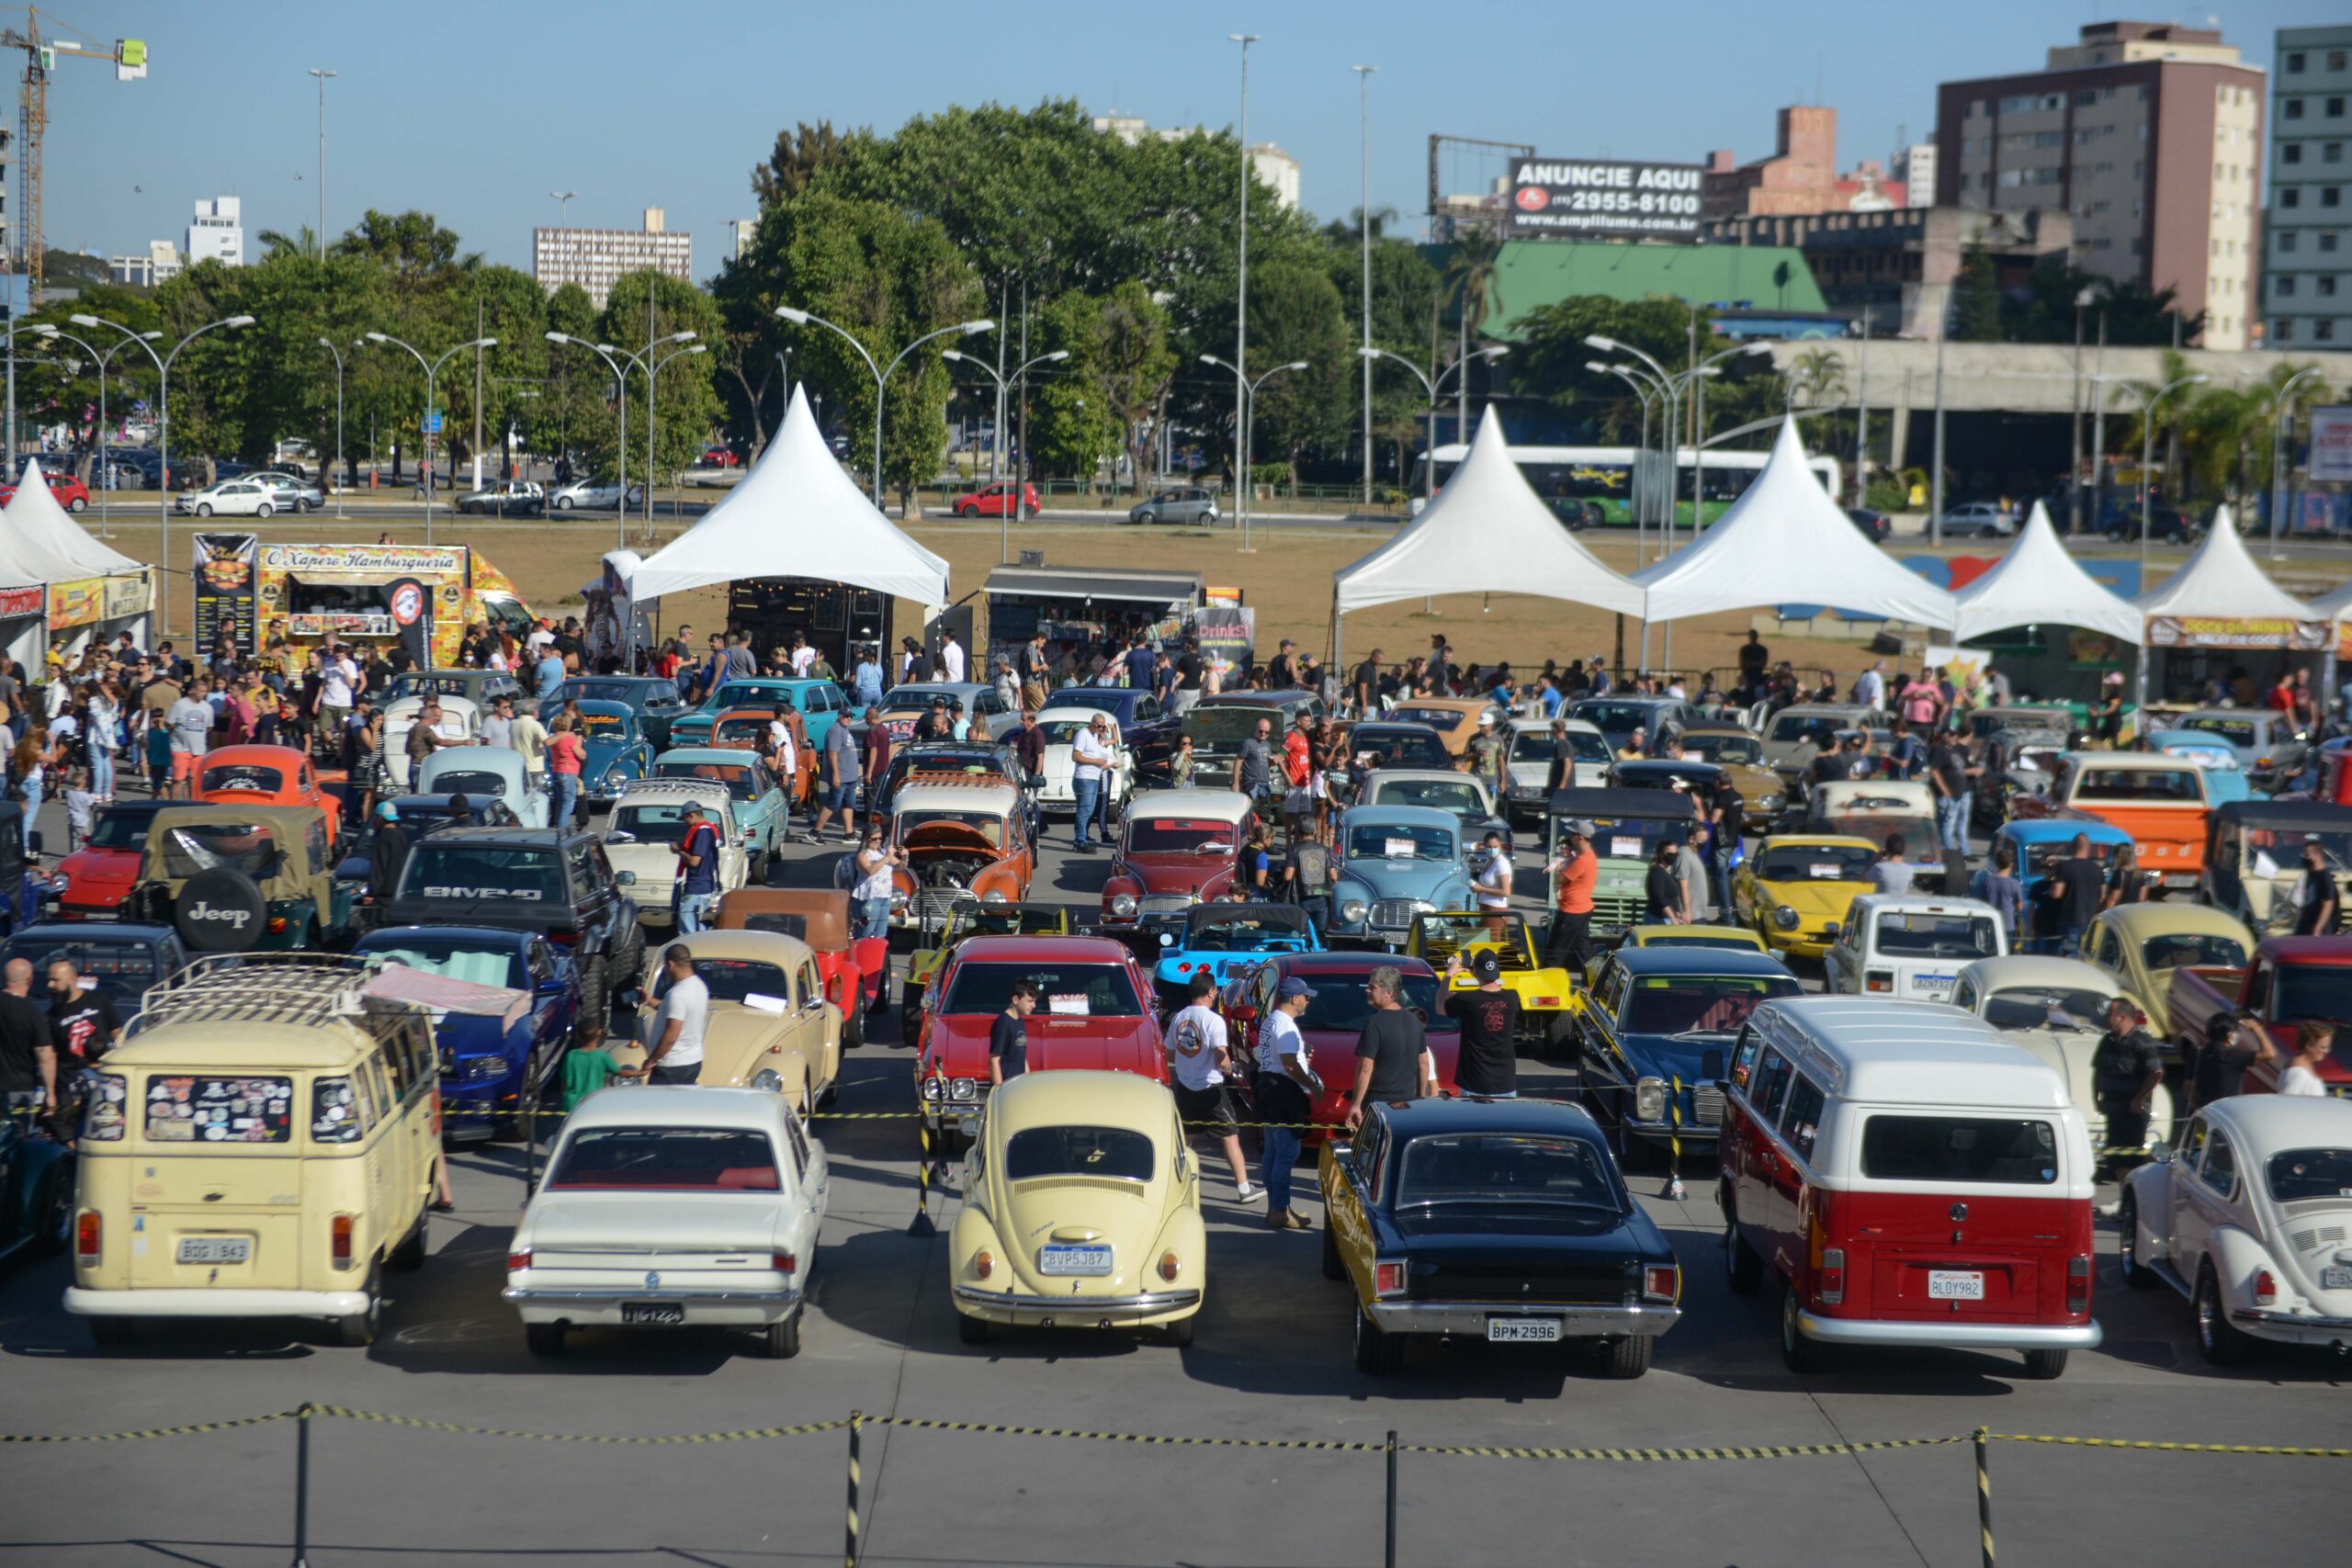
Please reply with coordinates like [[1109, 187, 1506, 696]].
[[2, 797, 2348, 1568]]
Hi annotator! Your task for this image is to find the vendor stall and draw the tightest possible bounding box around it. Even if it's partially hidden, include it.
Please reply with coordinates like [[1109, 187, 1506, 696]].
[[981, 562, 1204, 678], [2130, 506, 2324, 718], [4, 460, 153, 658]]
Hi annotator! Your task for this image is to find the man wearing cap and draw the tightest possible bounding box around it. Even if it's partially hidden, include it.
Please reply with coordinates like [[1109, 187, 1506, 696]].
[[1255, 976, 1322, 1231], [367, 800, 411, 909], [1545, 818, 1600, 971], [1466, 711, 1505, 794], [1166, 971, 1258, 1203], [674, 800, 722, 933], [1443, 948, 1519, 1098]]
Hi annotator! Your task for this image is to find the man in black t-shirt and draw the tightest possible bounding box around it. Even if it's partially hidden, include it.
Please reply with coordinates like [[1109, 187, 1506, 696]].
[[0, 958, 55, 1118], [45, 960, 121, 1071], [2049, 834, 2107, 956], [2090, 997, 2165, 1172], [988, 979, 1037, 1085], [1352, 649, 1383, 716], [1172, 642, 1204, 714], [1442, 949, 1520, 1097], [1344, 966, 1433, 1129], [1645, 840, 1687, 923]]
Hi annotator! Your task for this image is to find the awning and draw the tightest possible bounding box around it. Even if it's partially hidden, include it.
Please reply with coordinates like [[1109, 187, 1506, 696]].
[[984, 566, 1202, 604]]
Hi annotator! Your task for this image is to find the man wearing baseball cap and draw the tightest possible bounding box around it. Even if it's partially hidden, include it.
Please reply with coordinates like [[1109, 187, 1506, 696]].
[[1255, 976, 1322, 1231], [1442, 947, 1519, 1099], [1544, 818, 1600, 972]]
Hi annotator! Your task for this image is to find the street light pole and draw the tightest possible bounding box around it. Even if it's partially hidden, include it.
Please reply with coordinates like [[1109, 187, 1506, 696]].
[[363, 331, 497, 546], [645, 341, 707, 541], [42, 323, 155, 539], [1590, 363, 1657, 550], [1352, 62, 1375, 508], [547, 333, 635, 544], [2267, 367, 2323, 558], [316, 338, 345, 516], [775, 307, 993, 510], [306, 68, 335, 257], [148, 315, 259, 637], [1358, 344, 1509, 502], [1201, 355, 1306, 553], [944, 347, 1070, 563], [1230, 32, 1260, 545]]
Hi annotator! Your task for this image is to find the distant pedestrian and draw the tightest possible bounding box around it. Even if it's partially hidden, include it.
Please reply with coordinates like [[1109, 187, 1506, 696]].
[[850, 828, 901, 942], [673, 803, 721, 933], [2279, 1021, 2335, 1097], [989, 978, 1036, 1085], [1254, 976, 1322, 1231], [641, 943, 707, 1086], [1545, 818, 1599, 972], [1442, 948, 1519, 1099], [1166, 972, 1257, 1201], [1645, 839, 1686, 924], [1344, 965, 1434, 1132], [2090, 998, 2164, 1170], [1968, 845, 2026, 948], [1868, 834, 1917, 897]]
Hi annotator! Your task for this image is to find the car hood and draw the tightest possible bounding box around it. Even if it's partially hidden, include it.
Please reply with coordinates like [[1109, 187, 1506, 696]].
[[524, 1191, 792, 1254], [582, 736, 639, 771], [1119, 852, 1236, 898], [53, 845, 141, 904], [1335, 859, 1462, 899], [1757, 876, 1873, 918], [1616, 1032, 1736, 1084], [929, 1013, 1162, 1077]]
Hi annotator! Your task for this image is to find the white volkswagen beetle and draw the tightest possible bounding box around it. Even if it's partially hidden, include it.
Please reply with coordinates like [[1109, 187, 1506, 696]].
[[2120, 1095, 2352, 1364], [1030, 706, 1131, 817], [505, 1087, 828, 1359], [1949, 956, 2177, 1153], [379, 694, 481, 793]]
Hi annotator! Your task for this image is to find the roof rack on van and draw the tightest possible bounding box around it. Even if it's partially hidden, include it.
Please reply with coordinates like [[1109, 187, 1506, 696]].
[[127, 953, 453, 1036]]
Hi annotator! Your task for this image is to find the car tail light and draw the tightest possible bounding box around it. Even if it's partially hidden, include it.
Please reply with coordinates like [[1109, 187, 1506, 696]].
[[505, 1249, 531, 1272], [1864, 971, 1892, 994], [75, 1211, 99, 1263], [1159, 1251, 1182, 1282], [2253, 1268, 2278, 1307], [1642, 1264, 1679, 1303], [1374, 1261, 1407, 1296], [771, 1252, 797, 1275], [975, 1248, 993, 1280], [1816, 1247, 1846, 1306], [331, 1213, 355, 1268], [546, 931, 579, 946], [1532, 996, 1561, 1008], [266, 915, 288, 934], [2069, 1253, 2092, 1314]]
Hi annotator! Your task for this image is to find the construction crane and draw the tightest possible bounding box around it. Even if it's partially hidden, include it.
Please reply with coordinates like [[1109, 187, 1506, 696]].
[[0, 10, 144, 304]]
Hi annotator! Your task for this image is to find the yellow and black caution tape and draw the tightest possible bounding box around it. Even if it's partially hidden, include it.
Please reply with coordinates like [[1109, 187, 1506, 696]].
[[311, 1404, 851, 1444], [875, 1415, 1392, 1452], [1408, 1435, 1965, 1461], [0, 1409, 297, 1444], [1989, 1434, 2352, 1459]]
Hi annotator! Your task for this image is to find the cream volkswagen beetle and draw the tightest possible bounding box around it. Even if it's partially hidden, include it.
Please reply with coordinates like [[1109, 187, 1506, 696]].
[[1949, 955, 2178, 1154], [951, 1069, 1204, 1347], [611, 930, 840, 1112]]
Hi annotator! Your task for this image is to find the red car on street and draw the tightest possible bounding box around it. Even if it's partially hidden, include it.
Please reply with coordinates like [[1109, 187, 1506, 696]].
[[702, 446, 741, 468], [0, 471, 92, 512], [947, 480, 1038, 519], [914, 933, 1166, 1151], [48, 801, 176, 920], [1099, 789, 1253, 927], [1216, 952, 1460, 1142]]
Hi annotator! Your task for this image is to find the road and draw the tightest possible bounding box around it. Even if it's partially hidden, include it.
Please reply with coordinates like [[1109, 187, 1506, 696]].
[[1, 807, 2347, 1568]]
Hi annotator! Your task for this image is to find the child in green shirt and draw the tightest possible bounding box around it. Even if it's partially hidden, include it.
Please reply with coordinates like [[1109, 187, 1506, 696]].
[[561, 1044, 639, 1111]]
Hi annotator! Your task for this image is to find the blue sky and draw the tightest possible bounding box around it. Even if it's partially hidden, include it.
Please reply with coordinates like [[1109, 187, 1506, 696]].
[[45, 0, 2331, 275]]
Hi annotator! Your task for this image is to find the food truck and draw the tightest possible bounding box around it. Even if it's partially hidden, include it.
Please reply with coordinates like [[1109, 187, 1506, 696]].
[[192, 536, 536, 668]]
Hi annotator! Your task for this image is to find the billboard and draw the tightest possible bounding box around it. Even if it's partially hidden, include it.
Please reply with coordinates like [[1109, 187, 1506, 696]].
[[2309, 405, 2352, 485], [1507, 157, 1703, 240]]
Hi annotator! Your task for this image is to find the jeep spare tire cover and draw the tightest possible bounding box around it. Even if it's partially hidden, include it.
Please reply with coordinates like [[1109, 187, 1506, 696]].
[[176, 866, 268, 953]]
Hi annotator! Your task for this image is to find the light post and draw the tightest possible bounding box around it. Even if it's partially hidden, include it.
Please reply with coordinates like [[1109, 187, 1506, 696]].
[[2267, 367, 2324, 558], [775, 307, 993, 511], [545, 333, 633, 542], [316, 337, 345, 517], [614, 330, 696, 535], [1589, 361, 1657, 551], [1230, 32, 1260, 547], [1358, 344, 1508, 501], [306, 68, 335, 256], [1585, 335, 1678, 556], [363, 330, 497, 545], [44, 322, 159, 538], [1688, 342, 1771, 542], [2068, 285, 2100, 536], [1201, 355, 1306, 552], [1352, 62, 1375, 506], [944, 346, 1069, 561], [644, 340, 707, 539], [2100, 372, 2209, 574]]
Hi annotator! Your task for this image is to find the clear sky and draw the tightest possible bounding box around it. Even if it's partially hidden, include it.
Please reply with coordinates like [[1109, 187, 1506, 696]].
[[40, 0, 2334, 275]]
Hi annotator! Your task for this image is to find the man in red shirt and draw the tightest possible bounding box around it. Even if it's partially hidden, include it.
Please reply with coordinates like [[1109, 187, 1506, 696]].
[[1544, 818, 1600, 972], [1281, 712, 1314, 842], [860, 705, 891, 798]]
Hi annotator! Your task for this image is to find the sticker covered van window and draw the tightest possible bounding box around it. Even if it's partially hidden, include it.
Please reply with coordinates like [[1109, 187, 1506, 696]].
[[144, 1075, 295, 1144]]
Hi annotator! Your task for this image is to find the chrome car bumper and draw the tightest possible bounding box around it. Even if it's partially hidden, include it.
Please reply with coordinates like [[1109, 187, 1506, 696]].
[[504, 1282, 803, 1327], [1366, 1300, 1679, 1337], [1797, 1314, 2102, 1350], [66, 1285, 372, 1318], [953, 1283, 1200, 1322], [2228, 1306, 2352, 1343]]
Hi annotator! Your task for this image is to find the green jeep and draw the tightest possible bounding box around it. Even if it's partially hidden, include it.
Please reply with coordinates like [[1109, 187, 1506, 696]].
[[130, 804, 356, 953], [1547, 786, 1705, 944]]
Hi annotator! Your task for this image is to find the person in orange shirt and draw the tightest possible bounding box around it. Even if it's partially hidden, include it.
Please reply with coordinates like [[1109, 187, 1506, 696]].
[[1544, 817, 1600, 972]]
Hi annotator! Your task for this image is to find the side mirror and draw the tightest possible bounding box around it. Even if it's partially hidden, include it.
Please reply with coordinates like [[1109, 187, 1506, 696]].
[[1823, 921, 1841, 939], [616, 869, 638, 886]]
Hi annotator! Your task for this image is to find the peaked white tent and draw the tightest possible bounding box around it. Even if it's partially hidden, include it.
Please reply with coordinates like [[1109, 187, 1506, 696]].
[[1330, 408, 1645, 665], [2131, 505, 2325, 712], [629, 386, 950, 613], [3, 459, 143, 577], [2308, 579, 2352, 623], [1951, 502, 2143, 645], [1632, 415, 1958, 630]]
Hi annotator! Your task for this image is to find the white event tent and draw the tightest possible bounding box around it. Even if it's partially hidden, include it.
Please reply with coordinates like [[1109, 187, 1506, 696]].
[[1631, 415, 1958, 632], [1951, 502, 2143, 646], [2130, 504, 2323, 710], [0, 460, 153, 659], [629, 385, 951, 615], [2305, 578, 2352, 624], [6, 460, 144, 577], [1329, 406, 1645, 664]]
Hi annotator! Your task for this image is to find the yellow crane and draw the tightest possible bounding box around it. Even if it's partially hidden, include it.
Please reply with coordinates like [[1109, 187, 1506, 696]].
[[0, 10, 144, 304]]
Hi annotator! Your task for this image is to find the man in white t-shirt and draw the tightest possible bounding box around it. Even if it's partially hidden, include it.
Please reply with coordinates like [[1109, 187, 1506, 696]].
[[320, 649, 357, 744], [641, 944, 708, 1085], [1473, 831, 1513, 936], [1165, 972, 1256, 1201], [1069, 714, 1115, 852], [1254, 976, 1321, 1232], [940, 630, 967, 683]]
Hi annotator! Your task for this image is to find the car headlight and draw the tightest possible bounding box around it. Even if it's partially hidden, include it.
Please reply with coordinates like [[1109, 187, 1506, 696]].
[[48, 871, 66, 894], [1759, 793, 1784, 811], [889, 890, 909, 910], [1634, 1077, 1668, 1123], [1772, 905, 1801, 931], [921, 1076, 944, 1101], [749, 1068, 784, 1093], [950, 1077, 980, 1102], [1415, 899, 1436, 913], [1109, 892, 1137, 917], [1339, 897, 1369, 924], [980, 890, 1007, 904], [461, 1055, 508, 1083]]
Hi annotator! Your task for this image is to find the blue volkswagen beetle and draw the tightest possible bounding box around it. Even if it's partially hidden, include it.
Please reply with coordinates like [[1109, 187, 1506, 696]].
[[1992, 817, 2136, 906], [1149, 899, 1321, 1013], [570, 700, 658, 805], [665, 677, 847, 750], [1328, 805, 1473, 950], [351, 925, 581, 1141], [2145, 728, 2256, 805]]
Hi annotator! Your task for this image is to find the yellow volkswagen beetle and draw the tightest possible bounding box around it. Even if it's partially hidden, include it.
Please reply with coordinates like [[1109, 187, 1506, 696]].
[[1731, 834, 1881, 960], [951, 1069, 1204, 1347]]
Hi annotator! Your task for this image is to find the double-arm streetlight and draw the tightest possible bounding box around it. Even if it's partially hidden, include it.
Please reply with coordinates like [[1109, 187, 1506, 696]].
[[944, 346, 1069, 561], [776, 307, 994, 512], [2099, 371, 2210, 572], [2265, 366, 2326, 558], [43, 321, 161, 537], [1587, 362, 1659, 547], [362, 331, 497, 544], [1201, 354, 1307, 552], [315, 338, 346, 517], [548, 333, 634, 541], [643, 340, 707, 539], [1358, 344, 1509, 502]]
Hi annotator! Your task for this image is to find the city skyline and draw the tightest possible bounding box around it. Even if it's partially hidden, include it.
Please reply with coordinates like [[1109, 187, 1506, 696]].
[[43, 0, 2333, 277]]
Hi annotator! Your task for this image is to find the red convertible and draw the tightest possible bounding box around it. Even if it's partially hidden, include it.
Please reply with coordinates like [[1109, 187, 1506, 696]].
[[48, 801, 176, 920], [913, 933, 1165, 1150], [1099, 787, 1254, 927], [714, 887, 889, 1049], [1217, 952, 1460, 1143]]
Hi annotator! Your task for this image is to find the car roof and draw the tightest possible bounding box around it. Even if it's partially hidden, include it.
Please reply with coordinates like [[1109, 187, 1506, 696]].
[[894, 782, 1019, 815], [2062, 750, 2192, 772], [989, 1066, 1172, 1130], [670, 928, 818, 967], [2212, 799, 2352, 831], [106, 1020, 386, 1069], [1264, 951, 1438, 976], [2201, 1094, 2352, 1149], [1192, 692, 1311, 709], [6, 921, 175, 944], [1754, 833, 1881, 854], [560, 1084, 793, 1134], [2259, 936, 2352, 965], [1125, 788, 1253, 824], [1997, 818, 2133, 842], [409, 825, 575, 847], [573, 700, 637, 717], [656, 748, 763, 764], [2180, 708, 2278, 725], [1953, 955, 2124, 994], [2096, 902, 2254, 939], [1608, 946, 1795, 978], [1351, 720, 1444, 735], [1373, 1095, 1602, 1141], [1546, 785, 1699, 818], [199, 744, 310, 769], [356, 924, 532, 949], [1747, 997, 2072, 1110], [1340, 804, 1459, 831], [954, 934, 1136, 963], [1847, 893, 2001, 918], [1364, 769, 1487, 788]]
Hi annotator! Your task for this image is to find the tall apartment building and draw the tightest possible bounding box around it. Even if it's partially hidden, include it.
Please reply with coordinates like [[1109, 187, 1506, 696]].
[[107, 239, 181, 288], [186, 197, 243, 266], [1890, 141, 1936, 209], [531, 208, 693, 309], [2264, 28, 2352, 348], [1936, 20, 2265, 349]]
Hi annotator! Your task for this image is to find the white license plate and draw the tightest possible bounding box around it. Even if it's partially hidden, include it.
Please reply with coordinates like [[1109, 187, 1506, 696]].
[[2323, 1266, 2352, 1292], [622, 1302, 685, 1326], [1038, 1244, 1113, 1276], [1487, 1316, 1562, 1343], [1910, 974, 1956, 995], [175, 1236, 250, 1265], [1928, 1269, 1985, 1301]]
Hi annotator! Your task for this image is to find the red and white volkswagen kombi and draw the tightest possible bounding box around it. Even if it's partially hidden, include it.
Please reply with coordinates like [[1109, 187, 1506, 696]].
[[1717, 996, 2100, 1380]]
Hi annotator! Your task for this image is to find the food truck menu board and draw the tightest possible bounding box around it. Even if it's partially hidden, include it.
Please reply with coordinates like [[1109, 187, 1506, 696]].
[[192, 534, 261, 654]]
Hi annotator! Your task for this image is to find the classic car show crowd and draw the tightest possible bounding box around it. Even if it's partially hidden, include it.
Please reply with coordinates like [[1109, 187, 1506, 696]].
[[5, 602, 2352, 1387]]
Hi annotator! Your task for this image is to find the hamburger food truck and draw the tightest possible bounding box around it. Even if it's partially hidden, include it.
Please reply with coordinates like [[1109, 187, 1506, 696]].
[[192, 536, 537, 670]]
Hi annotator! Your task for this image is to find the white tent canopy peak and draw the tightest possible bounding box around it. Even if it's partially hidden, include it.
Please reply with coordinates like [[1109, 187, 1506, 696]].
[[1951, 502, 2143, 646]]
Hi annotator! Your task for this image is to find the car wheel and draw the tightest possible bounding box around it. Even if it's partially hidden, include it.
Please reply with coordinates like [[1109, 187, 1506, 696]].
[[525, 1322, 567, 1358], [1136, 511, 1157, 525], [256, 503, 273, 518], [2117, 1194, 2162, 1289], [1723, 1203, 1763, 1295], [844, 1001, 865, 1051], [2021, 1348, 2068, 1381], [1779, 1281, 1825, 1373], [2195, 1262, 2253, 1366], [66, 496, 85, 513], [1595, 1334, 1652, 1379], [1321, 1218, 1346, 1280], [1611, 1100, 1653, 1174], [333, 1261, 382, 1348], [387, 1206, 427, 1271], [750, 848, 771, 886], [1544, 1010, 1576, 1061], [557, 496, 574, 511], [901, 983, 924, 1031], [956, 503, 978, 518], [576, 953, 608, 1047], [762, 1307, 803, 1359], [1352, 1301, 1404, 1374], [956, 1310, 989, 1346], [195, 502, 212, 516]]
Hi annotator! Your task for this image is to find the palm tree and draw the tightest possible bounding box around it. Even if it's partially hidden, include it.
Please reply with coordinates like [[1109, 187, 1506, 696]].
[[1440, 228, 1505, 434], [1784, 347, 1849, 452]]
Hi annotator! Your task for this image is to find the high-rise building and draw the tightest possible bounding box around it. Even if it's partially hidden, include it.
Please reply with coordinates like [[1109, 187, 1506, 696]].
[[1890, 141, 1937, 209], [1089, 114, 1301, 209], [531, 208, 693, 309], [1936, 20, 2265, 349], [2263, 27, 2352, 348], [107, 239, 180, 288], [186, 197, 243, 266], [729, 218, 758, 262]]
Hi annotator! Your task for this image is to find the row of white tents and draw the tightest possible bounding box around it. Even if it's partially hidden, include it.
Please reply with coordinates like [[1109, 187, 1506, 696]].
[[624, 384, 2350, 702]]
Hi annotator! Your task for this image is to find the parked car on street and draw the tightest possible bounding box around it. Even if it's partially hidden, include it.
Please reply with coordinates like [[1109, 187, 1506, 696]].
[[1935, 501, 2017, 538], [1325, 804, 1474, 950], [548, 478, 645, 511], [1126, 486, 1218, 525], [349, 924, 580, 1142], [172, 477, 278, 516], [948, 480, 1038, 519], [1949, 956, 2177, 1153], [1819, 892, 2007, 1004], [2077, 900, 2253, 1052], [457, 480, 546, 516], [0, 470, 92, 512], [1573, 946, 1802, 1164], [248, 470, 324, 513], [611, 929, 842, 1112], [1843, 506, 1891, 543]]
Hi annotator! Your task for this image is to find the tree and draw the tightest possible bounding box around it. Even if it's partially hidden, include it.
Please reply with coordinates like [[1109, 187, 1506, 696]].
[[2001, 265, 2204, 346], [534, 283, 617, 478], [1241, 257, 1350, 493], [1323, 228, 1441, 484], [18, 285, 167, 483], [597, 269, 726, 485], [1784, 348, 1849, 449], [1948, 241, 2003, 342], [751, 120, 864, 209]]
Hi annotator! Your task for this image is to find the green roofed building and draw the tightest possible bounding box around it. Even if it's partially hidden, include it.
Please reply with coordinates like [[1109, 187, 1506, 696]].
[[1424, 239, 1828, 339]]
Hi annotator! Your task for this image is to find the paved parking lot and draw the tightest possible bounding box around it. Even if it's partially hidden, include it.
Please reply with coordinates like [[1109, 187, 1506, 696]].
[[4, 820, 2348, 1568]]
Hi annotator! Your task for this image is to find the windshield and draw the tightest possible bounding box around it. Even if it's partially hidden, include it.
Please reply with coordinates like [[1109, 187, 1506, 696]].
[[1185, 705, 1279, 743], [2140, 932, 2247, 971], [1679, 734, 1761, 765], [1125, 818, 1237, 855], [1396, 1133, 1620, 1210], [1415, 912, 1532, 961], [882, 686, 961, 713], [1369, 779, 1487, 819], [710, 682, 797, 711], [1511, 729, 1607, 764], [1621, 974, 1801, 1035], [2240, 827, 2352, 874], [1345, 823, 1455, 862], [1826, 813, 1938, 857], [1860, 1115, 2060, 1185], [942, 961, 1143, 1017], [1351, 731, 1451, 769], [1182, 914, 1310, 953], [0, 938, 159, 1007], [548, 1127, 780, 1191], [1769, 714, 1847, 747], [357, 936, 522, 990], [424, 769, 510, 800], [712, 715, 776, 744], [1571, 702, 1655, 735], [398, 845, 563, 903], [1036, 717, 1103, 745], [654, 761, 761, 801], [2272, 967, 2352, 1024], [1582, 816, 1686, 862], [85, 807, 164, 851], [558, 680, 641, 705], [2181, 716, 2260, 747], [1005, 1125, 1155, 1183], [575, 710, 630, 739], [1387, 705, 1473, 729], [200, 762, 286, 796], [896, 810, 1003, 848], [1756, 843, 1877, 882], [158, 823, 278, 880], [1874, 912, 2001, 960], [1295, 973, 1454, 1032], [654, 958, 792, 1007], [2076, 767, 2203, 803], [1984, 987, 2112, 1032], [388, 673, 478, 700], [2267, 1148, 2352, 1204]]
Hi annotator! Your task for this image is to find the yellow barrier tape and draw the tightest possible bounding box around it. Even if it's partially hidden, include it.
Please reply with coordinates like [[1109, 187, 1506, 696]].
[[1989, 1435, 2352, 1459], [876, 1416, 1391, 1451], [1407, 1435, 1968, 1461], [0, 1409, 297, 1443], [311, 1406, 854, 1444]]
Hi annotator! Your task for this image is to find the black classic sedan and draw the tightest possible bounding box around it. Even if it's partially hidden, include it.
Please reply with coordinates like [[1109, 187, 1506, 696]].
[[1319, 1097, 1681, 1377]]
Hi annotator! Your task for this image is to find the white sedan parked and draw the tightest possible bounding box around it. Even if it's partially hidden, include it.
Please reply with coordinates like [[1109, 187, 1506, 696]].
[[2120, 1095, 2352, 1364], [505, 1087, 829, 1359], [173, 478, 277, 516], [549, 478, 647, 511]]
